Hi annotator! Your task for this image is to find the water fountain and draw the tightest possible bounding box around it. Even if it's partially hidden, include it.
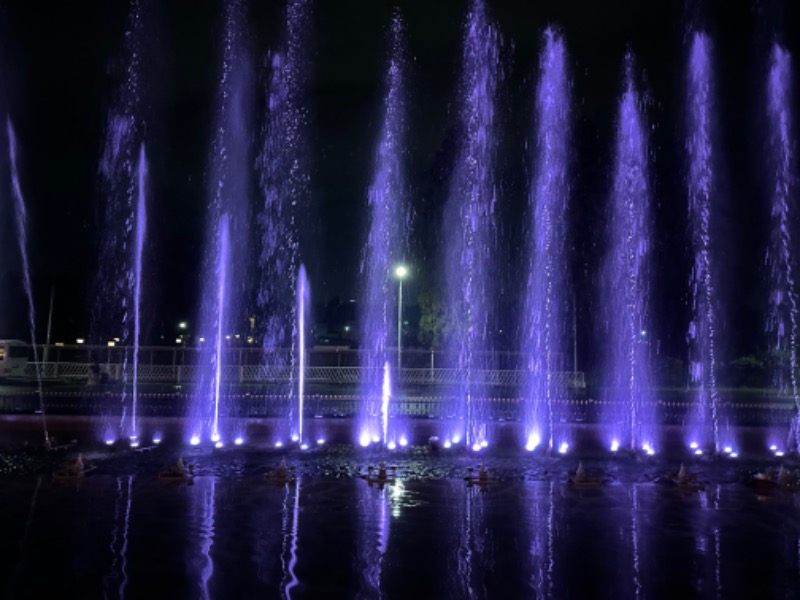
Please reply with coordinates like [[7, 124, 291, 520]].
[[257, 0, 312, 444], [686, 32, 722, 453], [442, 0, 500, 450], [600, 54, 655, 453], [192, 0, 254, 445], [521, 28, 571, 453], [765, 43, 799, 451], [358, 14, 409, 448], [7, 120, 48, 447], [93, 0, 147, 444], [294, 265, 309, 444]]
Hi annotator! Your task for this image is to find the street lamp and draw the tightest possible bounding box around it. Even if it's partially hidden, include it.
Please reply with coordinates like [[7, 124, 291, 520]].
[[394, 264, 409, 372]]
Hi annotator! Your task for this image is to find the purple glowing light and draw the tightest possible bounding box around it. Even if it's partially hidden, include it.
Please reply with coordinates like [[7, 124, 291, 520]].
[[765, 43, 800, 450], [558, 442, 569, 454], [443, 0, 500, 448], [398, 435, 408, 447], [387, 441, 397, 450], [190, 435, 201, 446], [234, 437, 244, 446], [522, 27, 571, 453], [359, 434, 371, 448], [686, 31, 722, 452], [358, 15, 409, 450], [600, 54, 655, 451]]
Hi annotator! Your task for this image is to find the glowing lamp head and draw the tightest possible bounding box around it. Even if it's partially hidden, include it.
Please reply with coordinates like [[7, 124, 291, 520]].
[[394, 265, 408, 279], [190, 435, 201, 446], [234, 437, 244, 446], [770, 444, 778, 452], [274, 441, 283, 448], [130, 441, 139, 448], [153, 436, 162, 445], [610, 440, 620, 452], [105, 439, 115, 446], [372, 435, 381, 444], [291, 434, 300, 443], [730, 452, 738, 458], [316, 438, 325, 445], [387, 441, 397, 450], [443, 440, 452, 449], [399, 436, 408, 447], [472, 443, 482, 452], [723, 446, 732, 454], [776, 451, 785, 457], [451, 435, 461, 445], [559, 442, 569, 455], [359, 433, 371, 447], [480, 440, 489, 448], [526, 432, 541, 452], [694, 449, 703, 456], [215, 441, 223, 449], [300, 443, 309, 450], [210, 433, 220, 443], [689, 442, 699, 450]]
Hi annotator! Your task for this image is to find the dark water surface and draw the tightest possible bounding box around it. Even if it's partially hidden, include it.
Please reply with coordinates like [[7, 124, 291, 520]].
[[2, 445, 800, 599]]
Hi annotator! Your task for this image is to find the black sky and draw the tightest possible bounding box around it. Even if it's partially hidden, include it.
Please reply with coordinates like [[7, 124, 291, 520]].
[[0, 0, 798, 364]]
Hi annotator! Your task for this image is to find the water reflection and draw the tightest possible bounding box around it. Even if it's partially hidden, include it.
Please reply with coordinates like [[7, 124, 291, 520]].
[[281, 477, 301, 599], [104, 475, 133, 599], [356, 480, 391, 598], [188, 476, 216, 599], [528, 481, 554, 598]]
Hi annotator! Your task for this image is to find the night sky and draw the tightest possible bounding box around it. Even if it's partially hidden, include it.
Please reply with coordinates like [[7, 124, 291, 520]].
[[0, 0, 798, 367]]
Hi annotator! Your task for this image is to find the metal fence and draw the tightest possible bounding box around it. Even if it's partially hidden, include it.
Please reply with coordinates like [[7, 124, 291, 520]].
[[24, 360, 586, 389]]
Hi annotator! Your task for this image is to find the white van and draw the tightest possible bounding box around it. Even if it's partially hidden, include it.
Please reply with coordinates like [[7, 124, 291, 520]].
[[0, 340, 29, 378]]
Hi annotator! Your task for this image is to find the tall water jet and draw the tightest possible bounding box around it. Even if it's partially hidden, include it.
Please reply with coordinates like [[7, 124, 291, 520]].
[[193, 0, 254, 444], [93, 0, 146, 442], [294, 265, 309, 443], [686, 32, 722, 452], [257, 0, 312, 443], [358, 14, 409, 447], [131, 145, 147, 441], [765, 43, 800, 449], [7, 121, 48, 446], [521, 28, 571, 452], [442, 0, 500, 449], [600, 55, 655, 452]]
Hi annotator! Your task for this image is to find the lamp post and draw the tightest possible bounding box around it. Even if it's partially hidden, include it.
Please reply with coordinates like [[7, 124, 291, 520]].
[[394, 264, 409, 373]]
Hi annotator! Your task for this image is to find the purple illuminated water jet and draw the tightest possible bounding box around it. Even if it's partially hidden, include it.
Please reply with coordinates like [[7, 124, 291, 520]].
[[257, 0, 312, 440], [358, 14, 409, 447], [131, 145, 147, 440], [295, 264, 310, 442], [93, 0, 146, 441], [7, 121, 48, 445], [686, 32, 722, 451], [193, 0, 254, 443], [600, 55, 655, 452], [765, 43, 800, 449], [521, 28, 571, 452], [443, 0, 500, 448]]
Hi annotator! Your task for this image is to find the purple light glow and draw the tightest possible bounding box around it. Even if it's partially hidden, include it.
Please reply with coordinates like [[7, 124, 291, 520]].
[[686, 32, 722, 452], [600, 54, 655, 451], [765, 43, 800, 450], [522, 27, 571, 453], [443, 0, 500, 448], [358, 15, 409, 449]]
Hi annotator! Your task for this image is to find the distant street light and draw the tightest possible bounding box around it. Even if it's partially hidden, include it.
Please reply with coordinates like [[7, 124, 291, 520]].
[[395, 264, 409, 372], [178, 321, 188, 330]]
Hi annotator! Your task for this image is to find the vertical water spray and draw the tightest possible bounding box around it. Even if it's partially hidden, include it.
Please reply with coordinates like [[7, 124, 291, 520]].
[[522, 28, 571, 452], [212, 214, 230, 443], [257, 0, 312, 442], [443, 0, 500, 448], [130, 144, 147, 441], [194, 0, 254, 443], [765, 43, 800, 449], [601, 55, 654, 452], [686, 32, 721, 451], [7, 121, 48, 446], [93, 0, 145, 441], [358, 14, 409, 446], [295, 264, 309, 442]]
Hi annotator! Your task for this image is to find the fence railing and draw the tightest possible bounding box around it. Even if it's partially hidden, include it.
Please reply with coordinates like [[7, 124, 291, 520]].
[[23, 361, 586, 389]]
